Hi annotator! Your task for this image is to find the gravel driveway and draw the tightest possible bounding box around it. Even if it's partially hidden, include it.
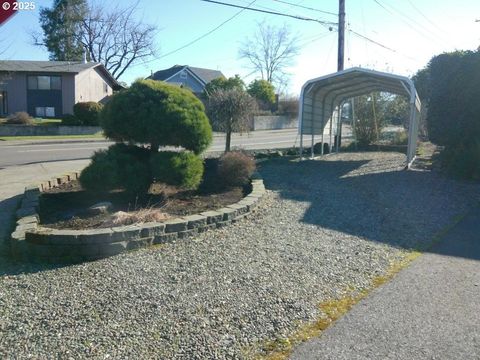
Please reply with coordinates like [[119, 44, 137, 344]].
[[1, 152, 479, 359]]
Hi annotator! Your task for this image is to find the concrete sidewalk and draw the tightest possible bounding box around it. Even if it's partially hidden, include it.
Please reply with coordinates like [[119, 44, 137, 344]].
[[291, 207, 480, 360], [0, 160, 89, 258]]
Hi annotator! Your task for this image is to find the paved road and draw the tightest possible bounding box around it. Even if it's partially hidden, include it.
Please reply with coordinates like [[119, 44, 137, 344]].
[[0, 160, 90, 259], [0, 129, 301, 168], [291, 207, 480, 360]]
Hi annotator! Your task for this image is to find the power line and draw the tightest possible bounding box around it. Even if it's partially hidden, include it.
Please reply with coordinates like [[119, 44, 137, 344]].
[[406, 0, 449, 35], [132, 0, 258, 67], [236, 0, 326, 23], [349, 28, 417, 62], [349, 30, 396, 53], [158, 0, 257, 60], [200, 0, 337, 26], [270, 0, 337, 16], [372, 0, 446, 46], [298, 31, 334, 47]]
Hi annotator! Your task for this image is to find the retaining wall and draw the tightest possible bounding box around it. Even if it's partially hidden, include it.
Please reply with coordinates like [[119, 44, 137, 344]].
[[0, 125, 102, 136], [11, 172, 265, 264], [253, 115, 298, 130]]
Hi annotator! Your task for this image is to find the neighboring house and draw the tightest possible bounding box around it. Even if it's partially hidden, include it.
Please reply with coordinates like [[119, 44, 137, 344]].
[[0, 60, 122, 118], [148, 65, 224, 95]]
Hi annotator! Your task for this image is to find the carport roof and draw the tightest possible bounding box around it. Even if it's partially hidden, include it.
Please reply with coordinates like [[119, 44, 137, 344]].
[[301, 67, 418, 104], [298, 67, 422, 167]]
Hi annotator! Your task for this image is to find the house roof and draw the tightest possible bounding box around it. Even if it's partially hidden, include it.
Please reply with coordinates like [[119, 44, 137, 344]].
[[0, 60, 100, 73], [149, 65, 224, 85], [0, 60, 123, 90]]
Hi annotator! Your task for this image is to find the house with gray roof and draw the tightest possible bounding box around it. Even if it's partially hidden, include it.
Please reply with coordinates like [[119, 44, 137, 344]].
[[0, 60, 122, 118], [148, 65, 225, 95]]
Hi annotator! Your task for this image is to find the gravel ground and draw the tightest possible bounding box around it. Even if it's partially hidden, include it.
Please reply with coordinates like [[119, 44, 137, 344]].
[[1, 152, 479, 359]]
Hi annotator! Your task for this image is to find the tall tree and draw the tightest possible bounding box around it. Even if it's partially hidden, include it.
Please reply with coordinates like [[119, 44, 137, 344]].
[[38, 0, 87, 61], [238, 21, 300, 88], [36, 1, 157, 79], [206, 89, 257, 152]]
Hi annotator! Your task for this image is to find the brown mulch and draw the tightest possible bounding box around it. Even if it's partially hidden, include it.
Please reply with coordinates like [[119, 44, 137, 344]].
[[40, 180, 247, 230]]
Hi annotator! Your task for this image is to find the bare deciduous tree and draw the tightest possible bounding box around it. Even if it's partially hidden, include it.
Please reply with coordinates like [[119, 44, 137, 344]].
[[206, 89, 257, 152], [238, 21, 300, 88], [35, 1, 157, 80]]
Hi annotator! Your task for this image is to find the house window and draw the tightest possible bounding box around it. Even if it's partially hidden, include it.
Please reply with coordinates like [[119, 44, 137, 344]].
[[35, 107, 55, 118], [180, 71, 187, 79], [51, 76, 62, 90], [45, 107, 55, 117], [37, 76, 50, 90], [35, 107, 45, 117], [28, 76, 62, 90], [103, 82, 108, 93]]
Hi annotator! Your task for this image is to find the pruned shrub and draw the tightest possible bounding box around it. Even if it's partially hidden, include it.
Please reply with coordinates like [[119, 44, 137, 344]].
[[5, 112, 33, 125], [79, 150, 120, 194], [73, 102, 103, 126], [101, 80, 212, 154], [80, 143, 152, 196], [150, 151, 204, 189], [61, 114, 82, 126], [218, 151, 256, 187], [414, 50, 480, 179], [440, 140, 480, 180]]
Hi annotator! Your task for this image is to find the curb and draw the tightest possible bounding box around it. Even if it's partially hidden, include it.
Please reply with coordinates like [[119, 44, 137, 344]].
[[11, 171, 266, 264]]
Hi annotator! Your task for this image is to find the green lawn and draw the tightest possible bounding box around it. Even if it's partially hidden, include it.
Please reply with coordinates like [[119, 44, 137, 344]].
[[32, 118, 63, 126], [0, 118, 63, 126]]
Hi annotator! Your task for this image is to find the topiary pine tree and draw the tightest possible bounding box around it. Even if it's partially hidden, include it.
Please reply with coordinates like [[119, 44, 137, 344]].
[[101, 79, 213, 154], [80, 80, 213, 196]]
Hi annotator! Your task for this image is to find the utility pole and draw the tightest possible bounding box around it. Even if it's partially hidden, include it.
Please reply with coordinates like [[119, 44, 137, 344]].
[[334, 0, 346, 151], [337, 0, 346, 71]]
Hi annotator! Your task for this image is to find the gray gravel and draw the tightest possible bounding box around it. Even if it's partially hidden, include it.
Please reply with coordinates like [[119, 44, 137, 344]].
[[1, 152, 479, 359]]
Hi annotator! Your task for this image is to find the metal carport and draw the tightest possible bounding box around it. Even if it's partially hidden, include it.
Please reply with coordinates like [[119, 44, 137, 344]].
[[298, 67, 421, 167]]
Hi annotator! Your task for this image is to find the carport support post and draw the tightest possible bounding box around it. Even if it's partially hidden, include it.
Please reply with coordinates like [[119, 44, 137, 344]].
[[336, 106, 342, 153], [329, 113, 333, 152], [300, 127, 304, 159], [311, 133, 314, 158], [351, 98, 357, 150], [407, 90, 417, 167]]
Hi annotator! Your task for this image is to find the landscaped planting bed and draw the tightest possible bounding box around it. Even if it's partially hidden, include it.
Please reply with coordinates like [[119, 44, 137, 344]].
[[40, 180, 247, 230], [11, 159, 265, 263]]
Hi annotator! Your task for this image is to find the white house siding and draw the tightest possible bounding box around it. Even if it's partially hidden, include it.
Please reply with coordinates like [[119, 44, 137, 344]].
[[74, 66, 113, 104]]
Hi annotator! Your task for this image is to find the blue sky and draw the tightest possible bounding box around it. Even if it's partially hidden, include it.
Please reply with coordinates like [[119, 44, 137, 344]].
[[1, 0, 479, 94]]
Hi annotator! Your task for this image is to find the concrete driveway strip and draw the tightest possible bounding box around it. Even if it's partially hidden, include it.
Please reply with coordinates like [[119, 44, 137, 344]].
[[0, 160, 89, 257], [291, 207, 480, 360]]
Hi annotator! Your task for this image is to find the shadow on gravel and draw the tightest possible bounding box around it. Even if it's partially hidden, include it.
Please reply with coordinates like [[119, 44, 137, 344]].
[[260, 156, 480, 261], [0, 194, 65, 277]]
